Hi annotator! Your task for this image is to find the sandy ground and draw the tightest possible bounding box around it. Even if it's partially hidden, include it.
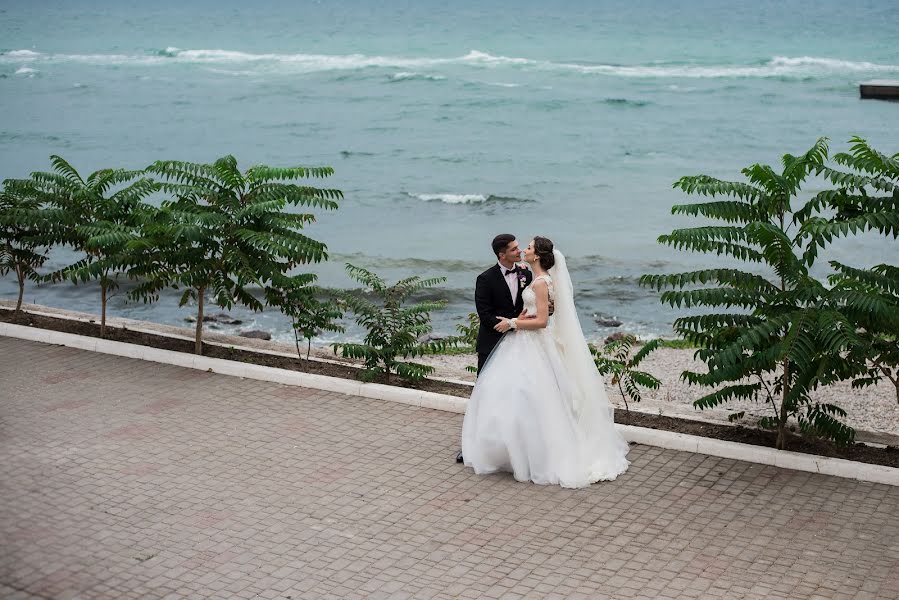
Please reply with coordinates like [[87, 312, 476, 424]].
[[4, 301, 898, 442]]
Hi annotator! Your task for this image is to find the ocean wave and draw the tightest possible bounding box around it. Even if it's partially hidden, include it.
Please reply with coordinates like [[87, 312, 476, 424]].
[[387, 71, 446, 82], [6, 50, 41, 59], [204, 67, 256, 76], [14, 66, 38, 76], [3, 48, 897, 79], [411, 193, 487, 204], [331, 253, 483, 274], [462, 79, 523, 89], [543, 55, 899, 78], [602, 97, 650, 107], [339, 150, 376, 158], [328, 253, 654, 278], [406, 192, 535, 205]]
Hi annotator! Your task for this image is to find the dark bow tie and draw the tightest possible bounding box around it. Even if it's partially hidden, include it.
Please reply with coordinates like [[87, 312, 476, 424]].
[[502, 266, 520, 276]]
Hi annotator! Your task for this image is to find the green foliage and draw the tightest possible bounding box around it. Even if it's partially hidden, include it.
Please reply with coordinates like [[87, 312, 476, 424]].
[[807, 138, 899, 404], [268, 274, 345, 360], [641, 137, 899, 449], [590, 335, 662, 411], [657, 337, 702, 350], [135, 156, 340, 354], [456, 312, 481, 373], [456, 312, 480, 348], [0, 181, 53, 313], [18, 156, 159, 335], [333, 264, 463, 382]]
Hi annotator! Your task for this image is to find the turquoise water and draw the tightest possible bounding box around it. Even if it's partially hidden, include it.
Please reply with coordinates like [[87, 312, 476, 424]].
[[2, 0, 898, 342]]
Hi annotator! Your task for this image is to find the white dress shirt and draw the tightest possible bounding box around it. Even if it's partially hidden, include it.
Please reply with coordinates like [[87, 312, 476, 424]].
[[499, 261, 519, 304]]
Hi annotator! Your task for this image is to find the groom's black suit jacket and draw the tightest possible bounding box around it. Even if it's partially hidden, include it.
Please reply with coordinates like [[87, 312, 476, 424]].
[[475, 264, 532, 356]]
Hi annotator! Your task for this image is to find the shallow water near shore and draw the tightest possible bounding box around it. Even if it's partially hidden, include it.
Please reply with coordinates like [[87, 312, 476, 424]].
[[2, 0, 897, 341]]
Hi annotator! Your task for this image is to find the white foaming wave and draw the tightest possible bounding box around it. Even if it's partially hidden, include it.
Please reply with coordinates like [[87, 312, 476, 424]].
[[458, 49, 537, 67], [458, 51, 899, 78], [15, 66, 38, 75], [483, 81, 522, 88], [2, 48, 896, 79], [6, 49, 41, 59], [389, 71, 447, 82], [0, 49, 166, 66], [547, 56, 899, 78], [768, 55, 899, 72], [168, 48, 445, 72], [409, 193, 487, 204], [0, 47, 523, 72]]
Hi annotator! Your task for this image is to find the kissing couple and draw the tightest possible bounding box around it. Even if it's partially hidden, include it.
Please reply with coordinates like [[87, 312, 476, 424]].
[[457, 234, 630, 489]]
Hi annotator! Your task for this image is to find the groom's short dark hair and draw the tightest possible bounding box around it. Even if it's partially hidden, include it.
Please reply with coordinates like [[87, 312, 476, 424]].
[[492, 234, 515, 257]]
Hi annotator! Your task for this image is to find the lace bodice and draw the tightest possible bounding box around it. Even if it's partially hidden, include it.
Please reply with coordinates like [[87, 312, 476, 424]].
[[522, 274, 554, 317]]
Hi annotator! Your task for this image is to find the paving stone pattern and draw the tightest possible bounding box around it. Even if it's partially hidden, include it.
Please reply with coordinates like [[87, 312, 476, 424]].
[[1, 337, 898, 599]]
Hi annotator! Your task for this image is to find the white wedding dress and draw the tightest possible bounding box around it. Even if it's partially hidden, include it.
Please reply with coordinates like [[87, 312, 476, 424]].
[[461, 250, 630, 488]]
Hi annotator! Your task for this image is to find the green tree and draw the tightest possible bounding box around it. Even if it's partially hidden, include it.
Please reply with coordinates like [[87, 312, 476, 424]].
[[333, 264, 462, 382], [640, 138, 864, 449], [137, 156, 340, 354], [797, 137, 899, 404], [456, 312, 479, 349], [456, 312, 480, 374], [267, 274, 345, 360], [21, 156, 158, 336], [0, 181, 53, 314], [826, 263, 899, 405], [590, 336, 662, 412]]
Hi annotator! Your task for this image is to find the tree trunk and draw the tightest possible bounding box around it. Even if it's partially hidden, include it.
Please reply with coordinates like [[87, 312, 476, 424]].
[[776, 260, 789, 450], [776, 358, 791, 450], [292, 325, 302, 360], [195, 286, 205, 355], [884, 370, 899, 406], [307, 339, 312, 361], [618, 381, 630, 412], [15, 263, 24, 313], [100, 282, 108, 337]]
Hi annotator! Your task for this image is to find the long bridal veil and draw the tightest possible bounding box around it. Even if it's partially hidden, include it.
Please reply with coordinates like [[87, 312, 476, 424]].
[[548, 249, 630, 479], [548, 249, 616, 423]]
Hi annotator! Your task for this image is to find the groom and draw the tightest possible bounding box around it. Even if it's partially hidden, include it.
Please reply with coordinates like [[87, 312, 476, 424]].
[[456, 233, 532, 463], [475, 234, 533, 373]]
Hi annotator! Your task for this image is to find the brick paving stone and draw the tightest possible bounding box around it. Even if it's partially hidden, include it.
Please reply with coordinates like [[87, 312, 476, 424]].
[[1, 337, 898, 599]]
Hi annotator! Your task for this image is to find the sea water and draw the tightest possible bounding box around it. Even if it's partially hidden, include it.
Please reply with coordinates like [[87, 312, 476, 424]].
[[1, 0, 897, 343]]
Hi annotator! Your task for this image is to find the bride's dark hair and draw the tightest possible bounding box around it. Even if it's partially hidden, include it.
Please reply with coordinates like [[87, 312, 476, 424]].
[[533, 236, 555, 270]]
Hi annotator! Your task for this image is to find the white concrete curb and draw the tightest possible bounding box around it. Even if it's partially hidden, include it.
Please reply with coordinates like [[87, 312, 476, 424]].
[[3, 322, 897, 486], [618, 425, 897, 486], [0, 303, 476, 388]]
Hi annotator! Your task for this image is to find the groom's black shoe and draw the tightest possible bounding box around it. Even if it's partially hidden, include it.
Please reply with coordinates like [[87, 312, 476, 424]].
[[455, 450, 464, 463]]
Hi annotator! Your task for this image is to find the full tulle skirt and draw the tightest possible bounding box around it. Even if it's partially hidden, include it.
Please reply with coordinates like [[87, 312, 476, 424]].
[[461, 329, 630, 489]]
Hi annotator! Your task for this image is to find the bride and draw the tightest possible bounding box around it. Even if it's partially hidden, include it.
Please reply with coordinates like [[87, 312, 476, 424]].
[[460, 236, 630, 488]]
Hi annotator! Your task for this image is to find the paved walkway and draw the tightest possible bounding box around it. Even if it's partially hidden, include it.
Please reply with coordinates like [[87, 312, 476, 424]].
[[1, 337, 897, 600]]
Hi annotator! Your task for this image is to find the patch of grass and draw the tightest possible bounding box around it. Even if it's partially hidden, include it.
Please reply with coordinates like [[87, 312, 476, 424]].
[[654, 338, 702, 350], [432, 345, 475, 356]]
